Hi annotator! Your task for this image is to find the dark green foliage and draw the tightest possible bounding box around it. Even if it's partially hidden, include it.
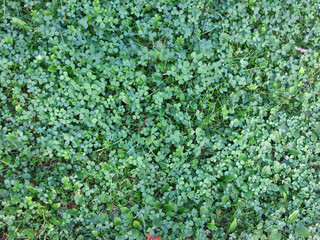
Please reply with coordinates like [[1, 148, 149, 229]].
[[1, 0, 320, 239]]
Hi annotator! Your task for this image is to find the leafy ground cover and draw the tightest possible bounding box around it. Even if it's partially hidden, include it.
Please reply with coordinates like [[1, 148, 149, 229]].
[[1, 0, 320, 239]]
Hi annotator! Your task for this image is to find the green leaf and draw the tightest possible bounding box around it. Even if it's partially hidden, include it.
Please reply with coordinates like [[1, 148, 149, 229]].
[[153, 201, 163, 209], [311, 133, 318, 142], [5, 36, 13, 44], [120, 207, 130, 214], [200, 206, 209, 217], [288, 148, 301, 156], [288, 210, 300, 223], [221, 195, 230, 205], [298, 92, 312, 101], [298, 67, 305, 75], [43, 10, 54, 16], [99, 192, 110, 203], [262, 166, 272, 176], [0, 189, 9, 198], [122, 95, 130, 104], [207, 219, 218, 231], [133, 220, 141, 229], [273, 161, 281, 173], [176, 36, 185, 46], [315, 123, 320, 137], [125, 211, 134, 223], [98, 213, 109, 223], [21, 228, 36, 239], [52, 203, 60, 210], [220, 32, 230, 42], [271, 131, 282, 143], [224, 174, 236, 182], [228, 218, 237, 233], [269, 230, 282, 240], [280, 124, 290, 137], [262, 141, 272, 152], [161, 183, 170, 193], [92, 230, 99, 237], [48, 65, 57, 73], [15, 105, 23, 113], [163, 204, 174, 213], [178, 207, 185, 213], [183, 227, 193, 237], [270, 184, 279, 192], [74, 190, 84, 205], [11, 17, 31, 30], [80, 17, 88, 29], [114, 217, 122, 226], [50, 217, 63, 226], [295, 223, 311, 237], [2, 156, 11, 164], [238, 153, 247, 161], [131, 229, 144, 240]]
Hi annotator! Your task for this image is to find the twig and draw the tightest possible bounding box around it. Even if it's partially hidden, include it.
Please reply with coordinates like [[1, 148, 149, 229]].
[[137, 119, 146, 133]]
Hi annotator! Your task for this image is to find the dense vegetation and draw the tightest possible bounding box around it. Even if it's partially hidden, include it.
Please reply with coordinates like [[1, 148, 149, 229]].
[[1, 0, 320, 239]]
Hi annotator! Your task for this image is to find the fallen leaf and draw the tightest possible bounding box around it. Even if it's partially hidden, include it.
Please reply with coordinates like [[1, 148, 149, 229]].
[[147, 232, 161, 240], [295, 46, 308, 53]]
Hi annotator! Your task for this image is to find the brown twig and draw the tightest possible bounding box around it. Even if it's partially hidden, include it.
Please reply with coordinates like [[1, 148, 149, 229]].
[[137, 119, 146, 133]]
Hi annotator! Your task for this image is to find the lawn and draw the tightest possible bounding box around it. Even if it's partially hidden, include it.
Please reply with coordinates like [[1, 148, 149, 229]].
[[0, 0, 320, 239]]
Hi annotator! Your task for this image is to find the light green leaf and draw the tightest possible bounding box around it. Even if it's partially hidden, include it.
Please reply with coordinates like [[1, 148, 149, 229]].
[[315, 123, 320, 137], [298, 67, 305, 75], [238, 153, 247, 161], [224, 174, 236, 182], [98, 213, 109, 223], [48, 65, 57, 73], [288, 210, 300, 223], [52, 203, 60, 210], [298, 92, 312, 101], [92, 230, 99, 237], [288, 148, 301, 156], [295, 223, 311, 237], [228, 218, 237, 233], [269, 230, 282, 240], [21, 228, 36, 239], [50, 217, 63, 226], [0, 189, 9, 198], [120, 207, 130, 214], [221, 195, 230, 205], [262, 166, 272, 176], [133, 220, 141, 229], [131, 229, 144, 240], [207, 219, 218, 231], [200, 206, 209, 217], [11, 17, 31, 30]]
